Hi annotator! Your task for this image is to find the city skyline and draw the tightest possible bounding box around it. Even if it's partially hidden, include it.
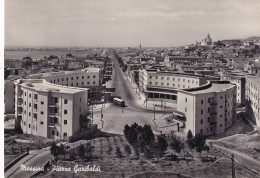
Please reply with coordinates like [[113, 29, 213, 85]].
[[4, 0, 260, 48]]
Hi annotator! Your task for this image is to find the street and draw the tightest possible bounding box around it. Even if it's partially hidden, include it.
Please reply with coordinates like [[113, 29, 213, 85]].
[[93, 51, 173, 135]]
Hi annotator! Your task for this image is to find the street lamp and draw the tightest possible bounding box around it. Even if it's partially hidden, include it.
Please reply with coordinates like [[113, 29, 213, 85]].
[[161, 98, 163, 110], [164, 103, 166, 115]]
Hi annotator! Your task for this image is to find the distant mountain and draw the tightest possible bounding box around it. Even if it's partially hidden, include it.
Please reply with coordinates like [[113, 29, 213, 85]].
[[242, 36, 260, 42]]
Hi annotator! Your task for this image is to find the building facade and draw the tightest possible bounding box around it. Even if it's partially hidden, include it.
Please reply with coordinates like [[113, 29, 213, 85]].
[[245, 76, 260, 127], [139, 69, 213, 101], [27, 67, 101, 100], [173, 81, 236, 136], [4, 80, 15, 114], [14, 79, 89, 139]]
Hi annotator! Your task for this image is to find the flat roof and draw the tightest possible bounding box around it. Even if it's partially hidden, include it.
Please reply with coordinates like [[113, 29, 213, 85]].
[[20, 79, 88, 94], [246, 76, 260, 86], [184, 81, 234, 94]]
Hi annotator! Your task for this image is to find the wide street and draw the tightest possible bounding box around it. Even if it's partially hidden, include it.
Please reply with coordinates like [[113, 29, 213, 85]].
[[93, 51, 174, 135]]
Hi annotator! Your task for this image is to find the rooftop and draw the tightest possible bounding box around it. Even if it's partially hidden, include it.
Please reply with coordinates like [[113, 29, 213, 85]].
[[183, 81, 234, 94], [20, 79, 88, 94], [246, 76, 260, 86]]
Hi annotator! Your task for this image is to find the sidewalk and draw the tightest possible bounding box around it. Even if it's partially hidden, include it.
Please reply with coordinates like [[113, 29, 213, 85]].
[[122, 73, 177, 112]]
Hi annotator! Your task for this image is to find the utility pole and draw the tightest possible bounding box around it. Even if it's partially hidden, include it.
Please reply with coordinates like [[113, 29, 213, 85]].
[[154, 107, 156, 120], [92, 104, 94, 123], [232, 154, 236, 178], [101, 108, 103, 121]]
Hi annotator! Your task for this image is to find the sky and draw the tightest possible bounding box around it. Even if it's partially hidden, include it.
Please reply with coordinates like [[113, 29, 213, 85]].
[[4, 0, 260, 47]]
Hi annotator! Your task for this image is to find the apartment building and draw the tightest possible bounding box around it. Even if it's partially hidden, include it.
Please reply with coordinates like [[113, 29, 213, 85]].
[[27, 67, 101, 99], [4, 80, 15, 114], [220, 69, 246, 106], [139, 69, 213, 101], [173, 81, 236, 136], [245, 76, 260, 127], [14, 79, 89, 139]]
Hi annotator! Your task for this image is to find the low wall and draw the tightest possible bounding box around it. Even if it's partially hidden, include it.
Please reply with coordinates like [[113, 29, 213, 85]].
[[4, 152, 29, 172]]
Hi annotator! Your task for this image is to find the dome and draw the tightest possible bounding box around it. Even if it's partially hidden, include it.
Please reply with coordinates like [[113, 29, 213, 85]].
[[255, 59, 259, 63]]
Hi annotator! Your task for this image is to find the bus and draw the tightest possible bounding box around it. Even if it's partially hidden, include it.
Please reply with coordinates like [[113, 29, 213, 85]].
[[113, 98, 125, 107]]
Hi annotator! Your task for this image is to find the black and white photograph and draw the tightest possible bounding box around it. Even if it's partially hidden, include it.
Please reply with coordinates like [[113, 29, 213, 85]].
[[2, 0, 260, 177]]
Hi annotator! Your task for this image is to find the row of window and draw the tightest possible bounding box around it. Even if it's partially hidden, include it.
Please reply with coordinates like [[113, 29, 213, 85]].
[[51, 81, 95, 86], [149, 82, 192, 88], [50, 75, 96, 83], [149, 76, 198, 83]]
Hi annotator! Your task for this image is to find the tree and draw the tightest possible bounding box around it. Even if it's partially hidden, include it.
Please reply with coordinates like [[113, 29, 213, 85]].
[[170, 137, 184, 155], [50, 142, 60, 161], [156, 135, 168, 157], [115, 147, 122, 158], [124, 145, 131, 155], [194, 134, 206, 157], [77, 144, 86, 161], [85, 142, 95, 160], [187, 130, 195, 154]]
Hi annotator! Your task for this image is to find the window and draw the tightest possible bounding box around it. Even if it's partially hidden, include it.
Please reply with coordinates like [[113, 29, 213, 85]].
[[71, 77, 73, 80], [207, 108, 210, 113], [201, 109, 203, 114], [173, 78, 175, 81], [29, 103, 31, 107], [29, 124, 30, 128], [149, 82, 152, 85], [87, 76, 90, 79], [161, 77, 164, 80], [82, 82, 84, 85], [201, 119, 203, 124], [64, 110, 68, 114], [183, 85, 185, 88], [155, 76, 158, 79], [24, 101, 26, 105], [149, 76, 152, 79], [161, 83, 164, 85], [173, 84, 175, 87], [64, 133, 67, 137], [93, 81, 96, 84], [93, 75, 96, 78], [208, 98, 210, 103], [201, 100, 203, 104], [71, 83, 73, 86], [200, 129, 203, 134], [220, 115, 222, 117], [54, 80, 55, 83], [82, 76, 84, 79], [185, 107, 187, 112], [62, 78, 64, 81], [183, 79, 185, 82], [40, 121, 44, 125], [52, 130, 55, 135], [41, 111, 44, 114], [57, 131, 59, 136], [76, 77, 79, 79], [87, 82, 90, 85], [66, 78, 68, 81], [220, 124, 222, 127], [79, 108, 81, 112], [25, 92, 26, 96], [76, 83, 78, 86], [185, 98, 187, 102], [24, 110, 26, 114], [34, 104, 37, 109], [64, 120, 67, 125], [64, 99, 68, 104], [167, 77, 169, 80], [178, 78, 180, 81], [167, 83, 169, 86], [208, 117, 210, 122], [210, 127, 212, 131], [220, 96, 223, 99], [34, 94, 38, 100], [155, 82, 158, 85], [207, 128, 209, 132], [34, 113, 37, 119], [29, 94, 31, 98], [80, 98, 81, 102], [41, 101, 44, 105]]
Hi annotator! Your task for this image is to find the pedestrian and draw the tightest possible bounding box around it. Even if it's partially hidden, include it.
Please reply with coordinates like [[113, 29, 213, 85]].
[[122, 109, 124, 113]]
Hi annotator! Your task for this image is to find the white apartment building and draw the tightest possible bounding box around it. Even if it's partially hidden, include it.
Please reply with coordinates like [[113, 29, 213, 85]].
[[173, 81, 236, 136], [27, 67, 101, 99], [14, 79, 89, 139], [139, 69, 208, 101], [220, 70, 246, 106], [245, 76, 260, 127], [4, 80, 15, 114]]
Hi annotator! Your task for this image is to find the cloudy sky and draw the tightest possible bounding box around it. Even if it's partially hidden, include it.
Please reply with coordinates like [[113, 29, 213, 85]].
[[4, 0, 260, 47]]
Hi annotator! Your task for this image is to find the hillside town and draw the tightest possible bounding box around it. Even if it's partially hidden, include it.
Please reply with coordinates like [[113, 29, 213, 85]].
[[4, 34, 260, 177]]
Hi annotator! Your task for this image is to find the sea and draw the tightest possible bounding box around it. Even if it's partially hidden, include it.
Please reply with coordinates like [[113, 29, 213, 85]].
[[4, 49, 100, 60]]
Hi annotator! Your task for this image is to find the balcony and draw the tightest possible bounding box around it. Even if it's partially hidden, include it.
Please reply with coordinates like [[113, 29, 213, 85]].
[[210, 112, 217, 116], [210, 102, 217, 106], [48, 103, 59, 107], [17, 94, 23, 98]]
